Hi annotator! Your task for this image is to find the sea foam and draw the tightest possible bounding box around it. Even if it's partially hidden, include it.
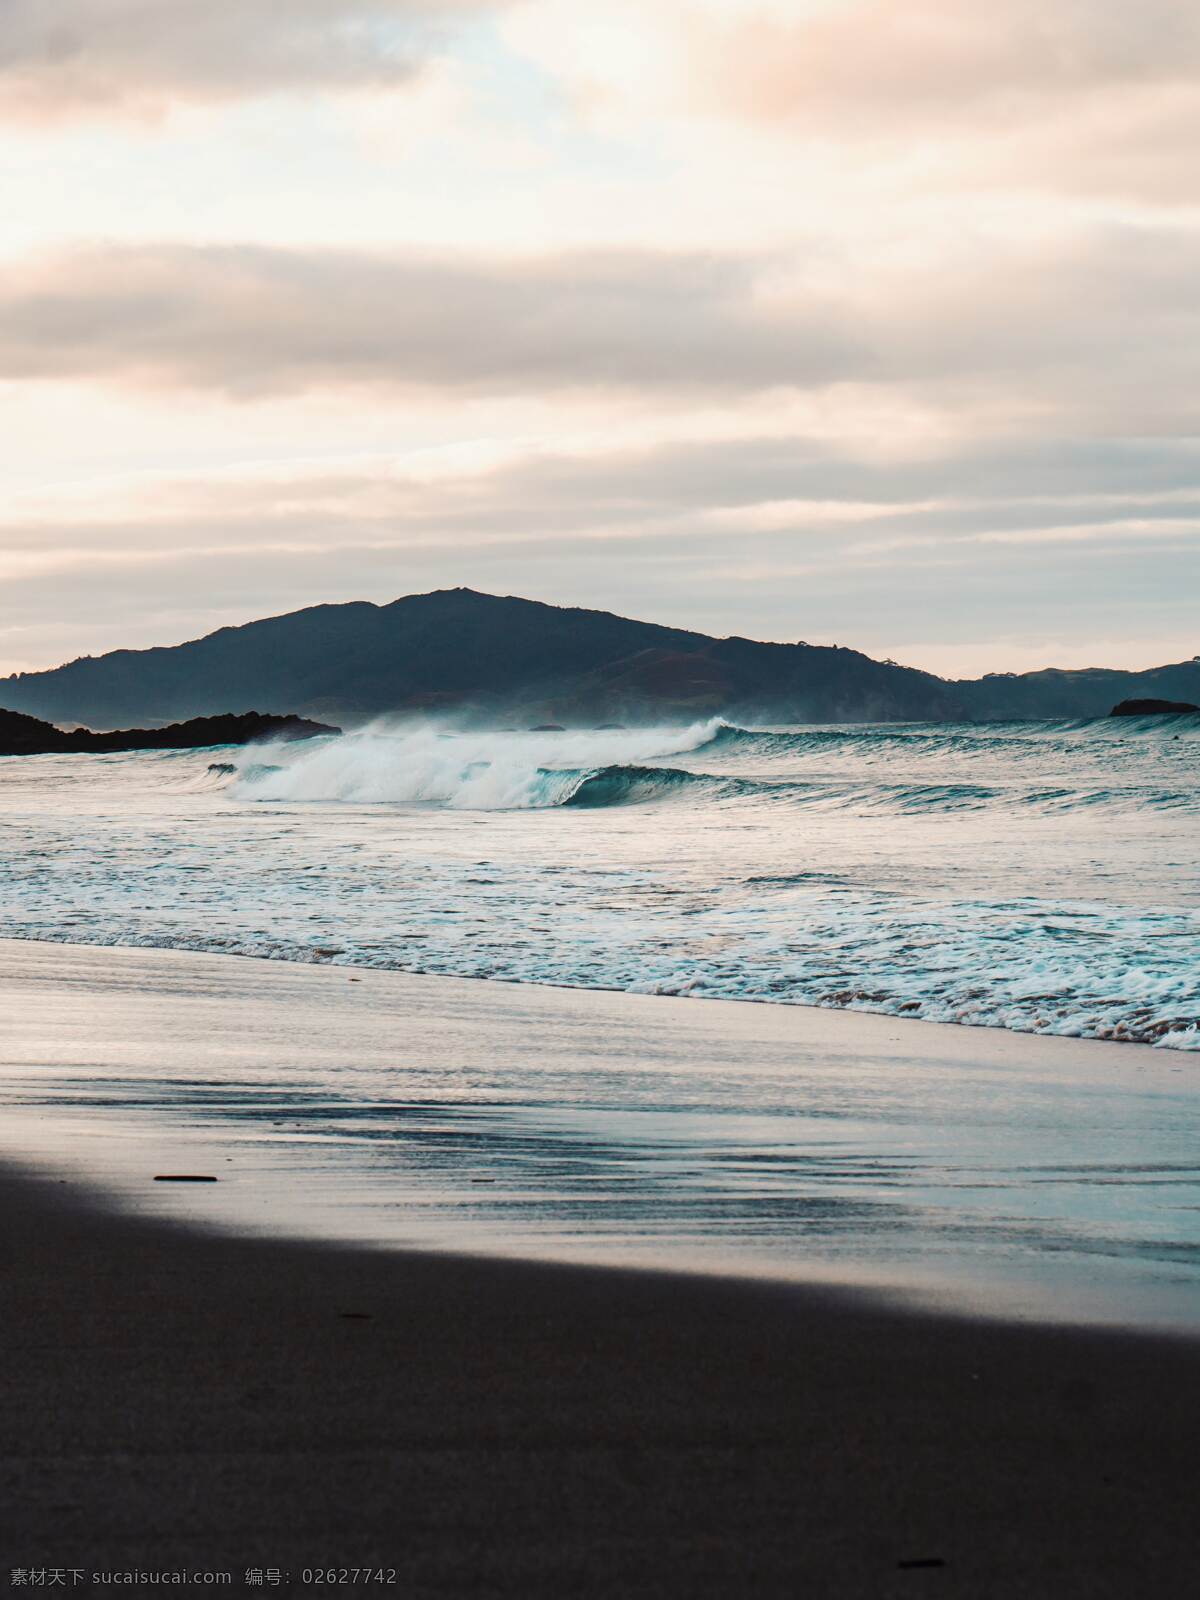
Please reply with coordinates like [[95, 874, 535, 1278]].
[[234, 721, 723, 809], [2, 715, 1197, 1049]]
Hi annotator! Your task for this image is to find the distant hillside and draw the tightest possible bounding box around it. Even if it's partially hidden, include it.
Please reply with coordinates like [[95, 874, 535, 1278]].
[[1, 588, 1196, 727], [955, 662, 1200, 720], [0, 589, 962, 727]]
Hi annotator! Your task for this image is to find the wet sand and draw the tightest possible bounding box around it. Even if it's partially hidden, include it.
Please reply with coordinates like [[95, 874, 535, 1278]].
[[4, 938, 1198, 1322], [2, 940, 1199, 1594], [1, 1158, 1199, 1594]]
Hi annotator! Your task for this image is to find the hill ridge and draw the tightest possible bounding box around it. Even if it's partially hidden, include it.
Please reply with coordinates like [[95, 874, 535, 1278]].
[[2, 589, 1197, 727]]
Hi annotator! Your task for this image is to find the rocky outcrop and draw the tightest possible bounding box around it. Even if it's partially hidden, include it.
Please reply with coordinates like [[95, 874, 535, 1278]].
[[0, 708, 339, 757], [1109, 698, 1199, 717]]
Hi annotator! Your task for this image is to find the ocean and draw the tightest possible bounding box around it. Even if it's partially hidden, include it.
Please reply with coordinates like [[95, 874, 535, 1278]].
[[3, 713, 1198, 1049], [3, 713, 1200, 1324]]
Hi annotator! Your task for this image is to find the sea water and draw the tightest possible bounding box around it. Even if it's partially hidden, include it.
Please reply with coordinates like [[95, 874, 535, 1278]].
[[3, 714, 1199, 1322], [2, 714, 1197, 1048]]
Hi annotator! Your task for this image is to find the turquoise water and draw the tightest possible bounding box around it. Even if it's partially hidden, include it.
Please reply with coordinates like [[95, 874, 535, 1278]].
[[1, 713, 1198, 1048]]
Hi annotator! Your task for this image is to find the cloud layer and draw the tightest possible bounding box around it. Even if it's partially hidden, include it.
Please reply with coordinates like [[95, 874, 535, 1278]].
[[3, 434, 1198, 677], [678, 0, 1200, 127], [0, 0, 483, 116], [3, 232, 1198, 437], [507, 0, 1200, 207], [0, 244, 854, 395]]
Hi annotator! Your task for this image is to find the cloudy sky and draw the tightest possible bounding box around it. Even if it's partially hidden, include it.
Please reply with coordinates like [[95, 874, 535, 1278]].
[[2, 0, 1198, 679]]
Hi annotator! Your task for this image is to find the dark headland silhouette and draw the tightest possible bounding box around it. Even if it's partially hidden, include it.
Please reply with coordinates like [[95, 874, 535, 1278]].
[[1110, 698, 1199, 717], [1, 589, 1197, 730], [0, 708, 337, 758]]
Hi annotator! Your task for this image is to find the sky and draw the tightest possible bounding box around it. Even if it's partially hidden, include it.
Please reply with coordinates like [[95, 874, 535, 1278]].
[[1, 0, 1198, 680]]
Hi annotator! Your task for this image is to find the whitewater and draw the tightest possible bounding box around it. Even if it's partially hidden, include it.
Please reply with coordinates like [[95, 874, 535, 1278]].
[[2, 714, 1198, 1050]]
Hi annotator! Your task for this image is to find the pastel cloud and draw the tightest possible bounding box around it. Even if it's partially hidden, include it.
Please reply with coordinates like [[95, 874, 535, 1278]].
[[0, 243, 861, 396], [677, 0, 1200, 126], [505, 1, 1200, 206], [507, 0, 1200, 123], [0, 0, 488, 118], [2, 230, 1199, 437]]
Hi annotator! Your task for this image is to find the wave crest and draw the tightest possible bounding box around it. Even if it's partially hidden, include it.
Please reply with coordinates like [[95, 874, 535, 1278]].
[[234, 721, 723, 809], [222, 714, 1200, 813]]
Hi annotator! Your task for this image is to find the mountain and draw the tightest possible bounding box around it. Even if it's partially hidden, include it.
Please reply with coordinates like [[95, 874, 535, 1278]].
[[955, 663, 1200, 720], [0, 589, 962, 727], [1, 588, 1197, 727], [0, 709, 338, 758]]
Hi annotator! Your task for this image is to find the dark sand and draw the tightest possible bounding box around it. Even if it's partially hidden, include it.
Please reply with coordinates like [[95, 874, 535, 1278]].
[[2, 1163, 1198, 1597]]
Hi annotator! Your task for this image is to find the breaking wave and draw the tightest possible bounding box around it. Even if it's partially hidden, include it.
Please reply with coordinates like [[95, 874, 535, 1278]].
[[232, 722, 722, 809], [224, 716, 1200, 814], [2, 709, 1197, 1052], [561, 764, 735, 807]]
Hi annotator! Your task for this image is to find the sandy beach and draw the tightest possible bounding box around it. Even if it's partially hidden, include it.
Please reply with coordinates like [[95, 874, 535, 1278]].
[[0, 940, 1198, 1593], [2, 1157, 1200, 1596], [3, 939, 1198, 1322]]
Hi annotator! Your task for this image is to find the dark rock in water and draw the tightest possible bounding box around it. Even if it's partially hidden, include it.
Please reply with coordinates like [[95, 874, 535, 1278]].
[[1110, 698, 1199, 716], [0, 707, 339, 758], [529, 723, 566, 732]]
